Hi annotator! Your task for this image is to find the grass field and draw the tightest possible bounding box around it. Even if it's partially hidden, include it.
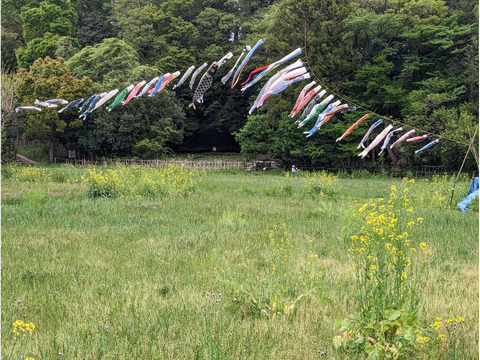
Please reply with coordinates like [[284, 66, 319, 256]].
[[1, 165, 478, 359]]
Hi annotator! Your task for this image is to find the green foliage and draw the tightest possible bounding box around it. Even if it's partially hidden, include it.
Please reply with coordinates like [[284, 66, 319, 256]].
[[16, 33, 79, 68], [77, 91, 185, 158], [1, 26, 23, 71], [76, 0, 115, 47], [65, 38, 141, 90], [110, 1, 169, 63], [234, 114, 273, 160], [20, 0, 78, 43], [16, 56, 93, 161]]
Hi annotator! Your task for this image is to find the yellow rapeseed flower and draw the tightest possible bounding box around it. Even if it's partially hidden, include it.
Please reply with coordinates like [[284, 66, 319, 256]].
[[430, 321, 442, 330]]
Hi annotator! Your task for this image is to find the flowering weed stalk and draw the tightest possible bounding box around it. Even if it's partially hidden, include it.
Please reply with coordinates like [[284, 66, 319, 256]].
[[334, 185, 441, 358], [302, 170, 338, 196], [221, 224, 316, 318]]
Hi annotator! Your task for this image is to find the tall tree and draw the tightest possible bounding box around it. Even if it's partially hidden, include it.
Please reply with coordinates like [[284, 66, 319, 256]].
[[16, 57, 93, 162], [20, 0, 78, 43]]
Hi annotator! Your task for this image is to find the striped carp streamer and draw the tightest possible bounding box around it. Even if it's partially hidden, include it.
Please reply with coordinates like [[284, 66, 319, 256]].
[[107, 85, 134, 111], [290, 81, 316, 116], [231, 39, 264, 89], [390, 129, 415, 149], [241, 47, 302, 92], [335, 114, 370, 142], [222, 46, 251, 84], [358, 124, 393, 158]]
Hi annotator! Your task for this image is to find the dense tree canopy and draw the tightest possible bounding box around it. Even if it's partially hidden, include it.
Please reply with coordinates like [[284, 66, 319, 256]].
[[16, 57, 93, 162], [2, 0, 478, 171]]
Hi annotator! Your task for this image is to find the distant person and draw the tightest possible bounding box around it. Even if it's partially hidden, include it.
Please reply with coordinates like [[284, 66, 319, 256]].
[[291, 165, 298, 175]]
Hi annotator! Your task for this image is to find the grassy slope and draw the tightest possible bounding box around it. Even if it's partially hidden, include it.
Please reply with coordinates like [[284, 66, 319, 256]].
[[1, 167, 478, 359]]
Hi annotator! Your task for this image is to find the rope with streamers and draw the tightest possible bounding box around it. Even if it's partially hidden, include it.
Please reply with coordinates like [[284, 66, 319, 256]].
[[301, 20, 474, 149]]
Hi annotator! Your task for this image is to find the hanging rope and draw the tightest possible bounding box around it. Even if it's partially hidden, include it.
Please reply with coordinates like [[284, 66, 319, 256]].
[[302, 20, 472, 148]]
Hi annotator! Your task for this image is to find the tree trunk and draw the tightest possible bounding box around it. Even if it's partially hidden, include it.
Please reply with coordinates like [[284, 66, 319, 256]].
[[387, 146, 398, 167], [49, 139, 54, 163]]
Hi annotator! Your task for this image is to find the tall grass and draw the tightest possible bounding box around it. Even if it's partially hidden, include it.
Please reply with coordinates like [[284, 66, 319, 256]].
[[1, 166, 478, 359]]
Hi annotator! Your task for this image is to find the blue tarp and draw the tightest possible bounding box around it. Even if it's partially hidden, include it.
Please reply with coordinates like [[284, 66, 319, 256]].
[[457, 177, 479, 212], [467, 177, 479, 195]]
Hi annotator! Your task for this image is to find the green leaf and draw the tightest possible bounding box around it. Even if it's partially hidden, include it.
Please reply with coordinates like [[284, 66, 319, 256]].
[[385, 309, 402, 321]]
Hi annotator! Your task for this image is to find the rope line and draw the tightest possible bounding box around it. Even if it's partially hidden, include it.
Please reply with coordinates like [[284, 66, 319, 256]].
[[301, 20, 472, 148]]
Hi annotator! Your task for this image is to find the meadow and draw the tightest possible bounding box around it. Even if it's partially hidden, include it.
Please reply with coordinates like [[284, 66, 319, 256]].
[[1, 164, 478, 359]]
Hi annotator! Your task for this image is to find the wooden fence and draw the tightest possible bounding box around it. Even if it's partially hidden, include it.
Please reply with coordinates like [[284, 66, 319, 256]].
[[58, 158, 279, 171]]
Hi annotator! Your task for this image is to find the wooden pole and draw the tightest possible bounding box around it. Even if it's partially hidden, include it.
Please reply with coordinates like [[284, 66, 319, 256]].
[[446, 125, 479, 208]]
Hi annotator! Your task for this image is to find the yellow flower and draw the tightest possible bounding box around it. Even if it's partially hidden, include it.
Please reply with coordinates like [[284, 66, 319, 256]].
[[430, 321, 442, 330]]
